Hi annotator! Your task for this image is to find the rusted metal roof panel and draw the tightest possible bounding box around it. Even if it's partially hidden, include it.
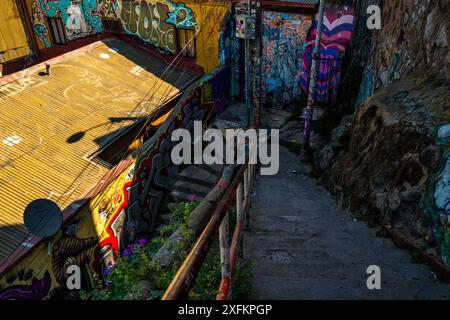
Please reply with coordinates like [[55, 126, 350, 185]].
[[0, 38, 196, 262]]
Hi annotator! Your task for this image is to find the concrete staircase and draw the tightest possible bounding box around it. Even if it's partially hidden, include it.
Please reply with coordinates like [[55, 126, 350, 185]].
[[170, 163, 223, 202], [244, 146, 450, 299]]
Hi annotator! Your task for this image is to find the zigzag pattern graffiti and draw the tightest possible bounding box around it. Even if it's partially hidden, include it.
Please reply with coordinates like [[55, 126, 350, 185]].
[[300, 3, 354, 103]]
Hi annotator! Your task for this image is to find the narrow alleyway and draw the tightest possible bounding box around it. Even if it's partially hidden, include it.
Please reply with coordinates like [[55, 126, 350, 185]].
[[243, 145, 450, 299]]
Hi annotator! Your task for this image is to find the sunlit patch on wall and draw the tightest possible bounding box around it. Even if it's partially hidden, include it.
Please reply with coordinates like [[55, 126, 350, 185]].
[[2, 135, 22, 146], [130, 65, 146, 76]]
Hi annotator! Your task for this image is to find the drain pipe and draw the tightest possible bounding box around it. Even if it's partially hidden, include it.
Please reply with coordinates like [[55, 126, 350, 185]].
[[300, 0, 326, 162]]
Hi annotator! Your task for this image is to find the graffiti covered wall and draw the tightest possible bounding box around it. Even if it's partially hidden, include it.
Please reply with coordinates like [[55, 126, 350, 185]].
[[425, 124, 450, 265], [118, 0, 229, 73], [29, 0, 104, 49], [0, 66, 231, 299], [299, 3, 354, 103], [0, 0, 32, 63], [261, 11, 312, 108], [118, 0, 183, 54], [26, 0, 229, 72], [353, 0, 449, 107]]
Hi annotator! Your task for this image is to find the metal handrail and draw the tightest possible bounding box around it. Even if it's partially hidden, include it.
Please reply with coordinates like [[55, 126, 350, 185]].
[[162, 161, 257, 300]]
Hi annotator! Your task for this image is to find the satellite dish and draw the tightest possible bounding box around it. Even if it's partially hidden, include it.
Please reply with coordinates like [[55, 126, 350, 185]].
[[24, 199, 63, 238]]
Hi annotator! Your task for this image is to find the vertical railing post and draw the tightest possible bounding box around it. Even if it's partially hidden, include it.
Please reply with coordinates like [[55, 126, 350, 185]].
[[237, 181, 244, 227], [218, 210, 231, 299], [236, 181, 244, 258], [243, 168, 250, 229]]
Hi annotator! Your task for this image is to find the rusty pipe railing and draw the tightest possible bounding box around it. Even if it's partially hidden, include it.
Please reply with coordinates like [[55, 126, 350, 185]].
[[217, 163, 256, 300], [162, 162, 257, 300]]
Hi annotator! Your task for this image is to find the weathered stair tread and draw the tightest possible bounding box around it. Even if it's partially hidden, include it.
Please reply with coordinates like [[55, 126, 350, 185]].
[[244, 144, 450, 300]]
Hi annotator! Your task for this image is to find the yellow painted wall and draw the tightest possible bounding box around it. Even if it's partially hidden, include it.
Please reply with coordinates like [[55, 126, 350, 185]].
[[189, 2, 229, 73], [0, 0, 31, 63], [0, 164, 133, 298]]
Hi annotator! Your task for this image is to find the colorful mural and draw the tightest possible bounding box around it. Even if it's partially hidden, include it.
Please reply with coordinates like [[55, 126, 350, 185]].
[[119, 0, 185, 54], [299, 46, 343, 103], [261, 11, 312, 108], [31, 0, 51, 48], [0, 66, 231, 299], [98, 0, 119, 19], [26, 0, 229, 72], [299, 3, 354, 103], [30, 0, 103, 47], [117, 0, 229, 72], [425, 124, 450, 265]]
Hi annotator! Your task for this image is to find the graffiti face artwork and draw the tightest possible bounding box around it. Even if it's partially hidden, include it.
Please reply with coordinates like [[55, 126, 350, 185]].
[[51, 228, 98, 285], [261, 11, 312, 108], [119, 0, 197, 54]]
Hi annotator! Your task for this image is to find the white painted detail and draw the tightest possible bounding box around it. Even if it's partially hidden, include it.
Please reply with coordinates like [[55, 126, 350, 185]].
[[100, 53, 110, 59], [2, 135, 22, 146], [130, 65, 145, 75], [437, 124, 450, 139], [21, 242, 34, 248]]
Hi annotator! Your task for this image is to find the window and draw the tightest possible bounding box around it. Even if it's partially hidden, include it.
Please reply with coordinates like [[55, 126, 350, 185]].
[[48, 17, 67, 46], [102, 18, 123, 33], [177, 28, 196, 58]]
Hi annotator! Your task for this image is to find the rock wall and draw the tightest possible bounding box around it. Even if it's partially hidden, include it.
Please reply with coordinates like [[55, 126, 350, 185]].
[[355, 0, 450, 104], [327, 76, 450, 264]]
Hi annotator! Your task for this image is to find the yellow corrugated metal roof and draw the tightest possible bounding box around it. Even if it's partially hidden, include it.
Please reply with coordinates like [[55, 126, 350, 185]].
[[0, 38, 195, 262]]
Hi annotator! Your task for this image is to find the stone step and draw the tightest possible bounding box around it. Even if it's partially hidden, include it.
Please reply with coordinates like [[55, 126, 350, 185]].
[[170, 189, 204, 203], [196, 163, 224, 176], [244, 145, 450, 299], [178, 166, 219, 187], [173, 180, 210, 197]]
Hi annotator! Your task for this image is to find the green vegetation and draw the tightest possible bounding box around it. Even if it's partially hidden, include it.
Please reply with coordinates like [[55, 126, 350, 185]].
[[79, 200, 254, 300], [189, 249, 254, 300], [79, 201, 199, 300]]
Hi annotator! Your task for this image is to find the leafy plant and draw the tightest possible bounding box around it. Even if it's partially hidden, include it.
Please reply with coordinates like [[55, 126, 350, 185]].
[[188, 245, 254, 300], [80, 201, 199, 300], [79, 200, 253, 300]]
